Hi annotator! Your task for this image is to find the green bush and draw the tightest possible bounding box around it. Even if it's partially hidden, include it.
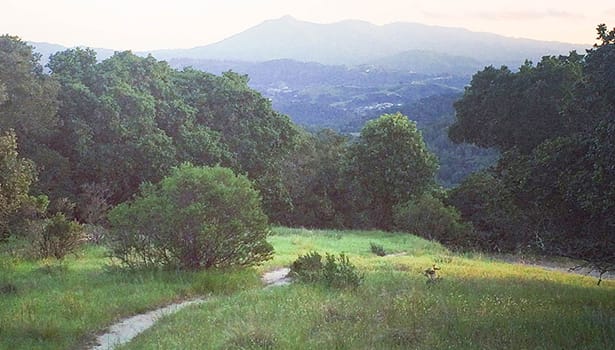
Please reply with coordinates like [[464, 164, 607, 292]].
[[289, 251, 324, 283], [289, 251, 363, 288], [393, 193, 474, 248], [107, 164, 273, 269], [38, 213, 85, 259]]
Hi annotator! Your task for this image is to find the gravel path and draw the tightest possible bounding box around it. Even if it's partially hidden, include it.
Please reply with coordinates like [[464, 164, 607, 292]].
[[262, 267, 291, 287], [90, 299, 206, 350], [90, 268, 291, 350]]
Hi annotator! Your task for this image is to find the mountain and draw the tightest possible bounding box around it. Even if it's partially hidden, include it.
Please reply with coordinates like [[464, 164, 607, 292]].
[[29, 16, 587, 74], [363, 50, 484, 75], [146, 16, 587, 68]]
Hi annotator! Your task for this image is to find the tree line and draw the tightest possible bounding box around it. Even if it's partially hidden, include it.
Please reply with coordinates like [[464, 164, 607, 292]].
[[0, 36, 438, 243]]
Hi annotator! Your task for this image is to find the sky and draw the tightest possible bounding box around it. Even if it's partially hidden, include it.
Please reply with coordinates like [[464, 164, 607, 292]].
[[2, 0, 614, 51]]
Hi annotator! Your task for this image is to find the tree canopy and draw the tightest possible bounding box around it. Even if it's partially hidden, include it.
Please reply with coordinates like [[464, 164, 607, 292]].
[[0, 130, 35, 238], [448, 25, 615, 278], [449, 53, 584, 153], [351, 113, 438, 228]]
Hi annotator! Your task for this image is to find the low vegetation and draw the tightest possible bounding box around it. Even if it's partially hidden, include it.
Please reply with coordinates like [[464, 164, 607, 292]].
[[0, 228, 613, 349], [0, 244, 261, 350], [107, 164, 273, 269], [289, 251, 363, 289], [122, 228, 614, 350]]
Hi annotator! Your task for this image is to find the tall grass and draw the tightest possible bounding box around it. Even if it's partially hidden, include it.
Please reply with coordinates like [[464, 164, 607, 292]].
[[0, 245, 260, 350], [1, 228, 613, 349], [122, 227, 615, 350]]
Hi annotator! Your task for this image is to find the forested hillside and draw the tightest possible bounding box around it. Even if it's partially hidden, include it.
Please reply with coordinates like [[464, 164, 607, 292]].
[[169, 58, 496, 187], [0, 36, 445, 236]]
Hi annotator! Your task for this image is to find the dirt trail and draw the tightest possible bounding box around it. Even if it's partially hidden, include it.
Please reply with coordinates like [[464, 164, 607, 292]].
[[90, 267, 291, 350], [262, 267, 291, 287]]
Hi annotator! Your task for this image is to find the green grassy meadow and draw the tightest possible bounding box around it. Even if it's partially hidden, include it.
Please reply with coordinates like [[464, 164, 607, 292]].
[[1, 227, 613, 349], [0, 246, 261, 350], [120, 228, 615, 349]]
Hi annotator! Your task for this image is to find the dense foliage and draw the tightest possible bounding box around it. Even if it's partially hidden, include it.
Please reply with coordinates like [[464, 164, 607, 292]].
[[0, 34, 448, 246], [448, 25, 615, 277], [38, 213, 85, 259], [0, 130, 35, 239], [393, 193, 473, 248], [0, 39, 300, 222], [108, 165, 273, 269], [350, 113, 438, 229]]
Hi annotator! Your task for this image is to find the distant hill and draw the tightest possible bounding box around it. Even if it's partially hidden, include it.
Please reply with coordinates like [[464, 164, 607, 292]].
[[146, 16, 587, 68], [28, 42, 116, 65], [29, 16, 587, 74], [167, 58, 469, 89], [166, 57, 466, 128], [363, 50, 484, 75]]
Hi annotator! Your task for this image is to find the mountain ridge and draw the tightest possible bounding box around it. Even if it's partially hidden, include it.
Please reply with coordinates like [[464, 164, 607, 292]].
[[28, 16, 588, 74]]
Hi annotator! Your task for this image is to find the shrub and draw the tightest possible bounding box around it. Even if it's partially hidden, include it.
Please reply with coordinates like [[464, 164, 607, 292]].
[[446, 171, 529, 252], [370, 242, 386, 256], [38, 213, 85, 259], [289, 251, 363, 288], [107, 164, 273, 269], [322, 253, 364, 288], [393, 193, 474, 248], [0, 282, 17, 295], [289, 251, 324, 283]]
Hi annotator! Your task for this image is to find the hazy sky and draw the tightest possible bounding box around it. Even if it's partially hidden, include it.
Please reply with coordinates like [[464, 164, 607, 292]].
[[2, 0, 614, 50]]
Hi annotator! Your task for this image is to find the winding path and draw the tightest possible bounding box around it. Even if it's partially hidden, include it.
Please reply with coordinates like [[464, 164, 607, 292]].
[[90, 268, 291, 350]]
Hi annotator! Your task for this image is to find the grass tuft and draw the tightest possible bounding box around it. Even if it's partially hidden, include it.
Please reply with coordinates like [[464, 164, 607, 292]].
[[369, 242, 387, 256]]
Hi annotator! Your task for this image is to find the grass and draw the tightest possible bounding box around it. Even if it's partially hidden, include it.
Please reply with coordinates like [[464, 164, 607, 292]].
[[1, 227, 613, 349], [121, 227, 615, 349], [0, 245, 260, 350]]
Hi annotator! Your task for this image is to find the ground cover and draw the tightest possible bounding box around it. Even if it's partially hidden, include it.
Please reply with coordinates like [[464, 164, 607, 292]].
[[121, 227, 615, 349], [0, 245, 260, 350]]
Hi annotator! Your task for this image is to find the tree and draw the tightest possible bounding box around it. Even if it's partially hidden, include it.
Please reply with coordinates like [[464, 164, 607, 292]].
[[351, 113, 438, 229], [447, 25, 615, 280], [594, 23, 615, 47], [107, 164, 273, 269], [446, 171, 527, 252], [449, 54, 584, 154], [172, 69, 300, 220], [0, 130, 35, 239], [0, 36, 59, 143], [0, 36, 64, 198], [279, 128, 370, 229], [45, 52, 300, 219], [394, 192, 473, 248]]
